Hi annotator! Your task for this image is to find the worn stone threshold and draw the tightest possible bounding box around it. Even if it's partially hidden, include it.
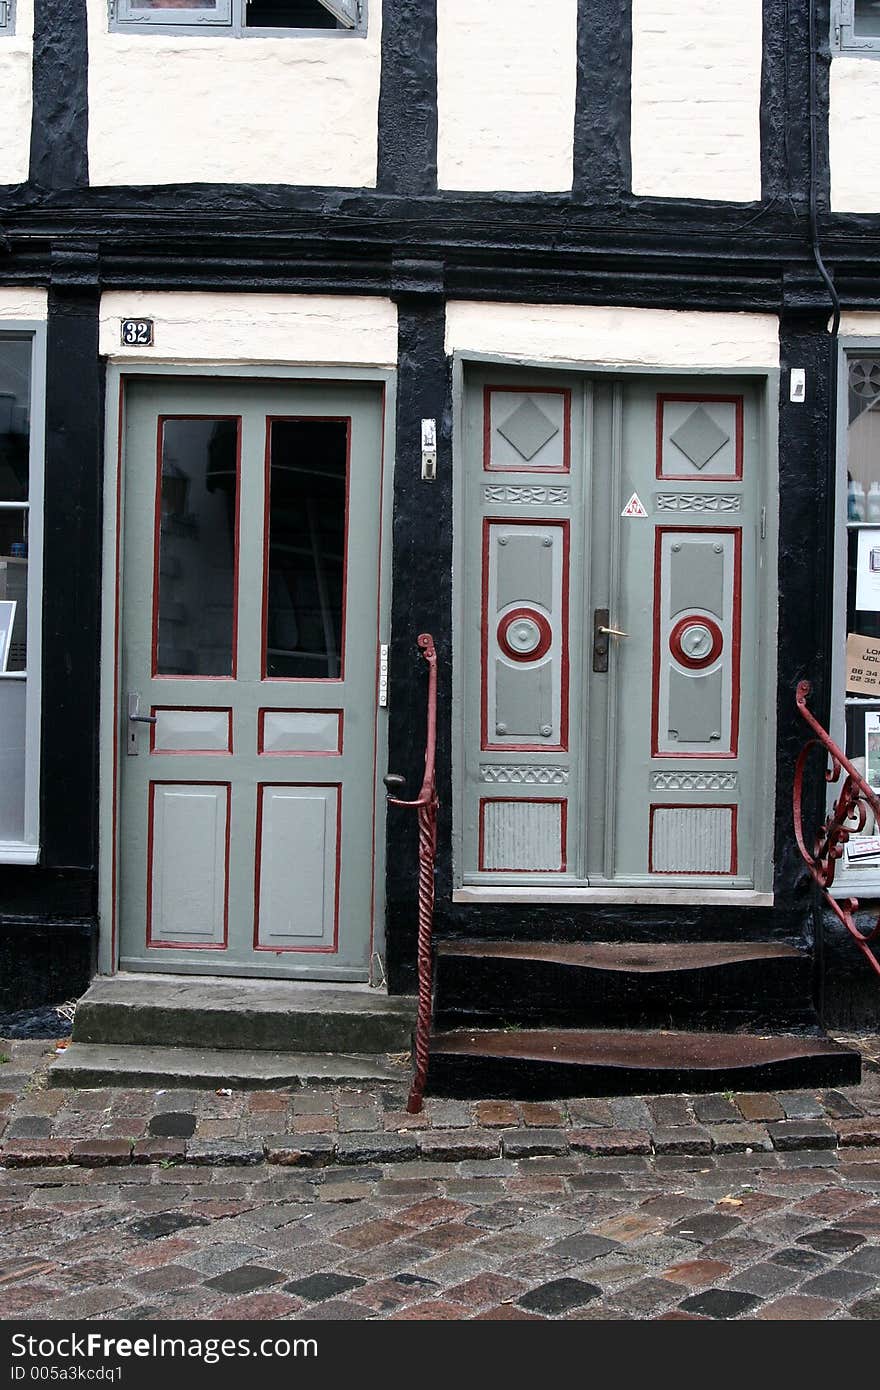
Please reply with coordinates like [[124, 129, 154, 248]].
[[49, 1043, 410, 1090]]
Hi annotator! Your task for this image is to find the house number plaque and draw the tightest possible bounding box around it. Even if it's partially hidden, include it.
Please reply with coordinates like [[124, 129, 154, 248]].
[[121, 319, 154, 347]]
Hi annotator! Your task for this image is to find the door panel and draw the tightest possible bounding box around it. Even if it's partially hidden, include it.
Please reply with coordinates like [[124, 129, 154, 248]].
[[460, 367, 767, 891], [118, 379, 386, 978]]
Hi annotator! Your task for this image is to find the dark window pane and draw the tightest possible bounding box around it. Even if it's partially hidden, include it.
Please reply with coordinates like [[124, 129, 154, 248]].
[[155, 418, 238, 677], [265, 419, 347, 679], [855, 1, 880, 37], [0, 339, 31, 503], [246, 0, 339, 28], [0, 511, 28, 673]]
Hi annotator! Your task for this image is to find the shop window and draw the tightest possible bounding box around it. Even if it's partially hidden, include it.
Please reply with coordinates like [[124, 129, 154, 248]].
[[0, 331, 44, 864], [834, 0, 880, 54], [111, 0, 364, 34]]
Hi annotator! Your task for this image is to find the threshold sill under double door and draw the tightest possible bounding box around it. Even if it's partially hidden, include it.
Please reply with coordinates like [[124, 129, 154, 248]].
[[455, 882, 773, 907]]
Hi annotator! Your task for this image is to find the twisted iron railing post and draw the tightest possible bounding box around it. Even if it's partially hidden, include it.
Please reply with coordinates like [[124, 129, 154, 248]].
[[384, 634, 438, 1113], [793, 680, 880, 980]]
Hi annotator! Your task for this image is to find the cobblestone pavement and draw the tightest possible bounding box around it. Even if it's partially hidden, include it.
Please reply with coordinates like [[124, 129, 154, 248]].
[[1, 1035, 879, 1320]]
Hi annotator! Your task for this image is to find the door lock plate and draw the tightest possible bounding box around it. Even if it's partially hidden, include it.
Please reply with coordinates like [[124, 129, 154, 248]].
[[593, 608, 610, 673]]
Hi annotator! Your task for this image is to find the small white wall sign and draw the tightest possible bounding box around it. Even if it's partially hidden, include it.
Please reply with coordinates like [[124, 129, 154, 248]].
[[621, 492, 648, 518]]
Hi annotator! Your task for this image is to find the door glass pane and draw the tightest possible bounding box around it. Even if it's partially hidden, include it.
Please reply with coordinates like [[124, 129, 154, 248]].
[[265, 418, 348, 679], [0, 339, 31, 502], [855, 0, 880, 38], [155, 418, 238, 678]]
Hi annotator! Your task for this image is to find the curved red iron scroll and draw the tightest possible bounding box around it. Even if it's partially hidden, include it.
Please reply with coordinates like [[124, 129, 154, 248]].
[[793, 680, 880, 980], [384, 634, 439, 1113]]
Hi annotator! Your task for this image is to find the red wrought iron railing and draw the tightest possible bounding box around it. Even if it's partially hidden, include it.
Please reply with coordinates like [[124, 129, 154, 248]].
[[384, 633, 439, 1114], [794, 679, 880, 979]]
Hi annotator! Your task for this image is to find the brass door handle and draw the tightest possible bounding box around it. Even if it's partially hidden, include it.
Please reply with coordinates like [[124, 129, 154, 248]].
[[598, 625, 628, 638]]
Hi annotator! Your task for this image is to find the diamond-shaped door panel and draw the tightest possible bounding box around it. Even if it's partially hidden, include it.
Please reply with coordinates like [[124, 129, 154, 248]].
[[485, 387, 570, 471], [669, 406, 729, 470], [657, 396, 743, 480]]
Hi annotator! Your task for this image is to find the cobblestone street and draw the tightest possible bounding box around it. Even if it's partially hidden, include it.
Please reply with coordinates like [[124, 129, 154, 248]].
[[2, 1036, 880, 1321]]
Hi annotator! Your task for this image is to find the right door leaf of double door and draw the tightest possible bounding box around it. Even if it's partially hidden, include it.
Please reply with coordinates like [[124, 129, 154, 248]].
[[461, 371, 766, 888]]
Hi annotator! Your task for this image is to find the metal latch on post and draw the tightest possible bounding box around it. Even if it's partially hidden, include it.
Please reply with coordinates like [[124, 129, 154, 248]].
[[421, 419, 437, 481]]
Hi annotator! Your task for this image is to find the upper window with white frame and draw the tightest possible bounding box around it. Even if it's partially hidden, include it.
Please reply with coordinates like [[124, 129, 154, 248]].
[[0, 329, 44, 865], [110, 0, 365, 36], [834, 0, 880, 54], [0, 0, 15, 35]]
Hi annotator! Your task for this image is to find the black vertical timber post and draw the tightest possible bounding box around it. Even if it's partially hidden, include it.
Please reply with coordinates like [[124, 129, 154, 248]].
[[573, 0, 632, 200], [41, 249, 103, 889], [30, 0, 89, 190], [385, 263, 449, 993], [377, 0, 438, 194], [775, 307, 833, 905]]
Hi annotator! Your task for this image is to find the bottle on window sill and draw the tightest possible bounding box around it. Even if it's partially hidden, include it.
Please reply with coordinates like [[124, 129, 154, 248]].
[[849, 479, 866, 520]]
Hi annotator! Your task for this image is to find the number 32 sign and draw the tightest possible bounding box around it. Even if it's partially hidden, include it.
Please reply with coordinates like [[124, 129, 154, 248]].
[[121, 319, 154, 347]]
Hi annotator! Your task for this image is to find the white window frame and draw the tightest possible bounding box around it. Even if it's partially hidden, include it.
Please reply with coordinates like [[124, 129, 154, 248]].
[[110, 0, 366, 37], [0, 324, 45, 866], [0, 0, 15, 34], [833, 0, 880, 56]]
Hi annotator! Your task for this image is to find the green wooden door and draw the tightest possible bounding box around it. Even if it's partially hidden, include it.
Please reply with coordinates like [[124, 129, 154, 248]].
[[117, 378, 387, 979], [459, 367, 770, 890]]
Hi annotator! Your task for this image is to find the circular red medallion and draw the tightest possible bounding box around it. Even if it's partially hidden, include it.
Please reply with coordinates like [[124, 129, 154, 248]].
[[669, 615, 723, 670], [497, 607, 553, 663]]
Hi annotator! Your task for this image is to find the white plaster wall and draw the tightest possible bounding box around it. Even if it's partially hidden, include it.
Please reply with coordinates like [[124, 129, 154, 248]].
[[630, 0, 762, 203], [437, 0, 576, 192], [87, 1, 381, 187], [0, 0, 33, 186], [840, 313, 880, 337], [445, 302, 780, 369], [0, 288, 47, 321], [830, 60, 880, 212], [99, 292, 397, 365]]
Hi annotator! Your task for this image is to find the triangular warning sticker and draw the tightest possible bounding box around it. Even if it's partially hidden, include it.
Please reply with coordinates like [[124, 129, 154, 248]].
[[621, 492, 648, 518]]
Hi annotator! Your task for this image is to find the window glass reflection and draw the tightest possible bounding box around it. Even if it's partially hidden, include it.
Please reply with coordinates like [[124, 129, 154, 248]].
[[0, 339, 30, 503], [265, 419, 348, 680], [155, 418, 238, 677]]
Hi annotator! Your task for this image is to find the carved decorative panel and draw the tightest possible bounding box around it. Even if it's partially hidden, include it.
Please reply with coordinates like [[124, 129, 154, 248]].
[[484, 485, 571, 505], [652, 527, 741, 757], [480, 765, 570, 785], [479, 798, 567, 872], [484, 387, 571, 472], [482, 519, 568, 751], [655, 493, 741, 513], [651, 770, 738, 791], [649, 804, 737, 874], [656, 395, 743, 481]]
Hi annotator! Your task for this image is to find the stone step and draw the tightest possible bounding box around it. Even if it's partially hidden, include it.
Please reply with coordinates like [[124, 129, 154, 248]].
[[427, 1027, 861, 1098], [72, 974, 416, 1054], [49, 1043, 408, 1090], [434, 940, 815, 1030]]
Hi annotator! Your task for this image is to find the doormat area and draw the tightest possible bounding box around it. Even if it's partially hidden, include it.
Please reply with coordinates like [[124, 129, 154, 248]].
[[0, 1004, 74, 1039]]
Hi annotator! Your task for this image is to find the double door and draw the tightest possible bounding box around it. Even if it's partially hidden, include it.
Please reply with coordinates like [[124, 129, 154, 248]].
[[117, 378, 387, 978], [460, 367, 770, 889]]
